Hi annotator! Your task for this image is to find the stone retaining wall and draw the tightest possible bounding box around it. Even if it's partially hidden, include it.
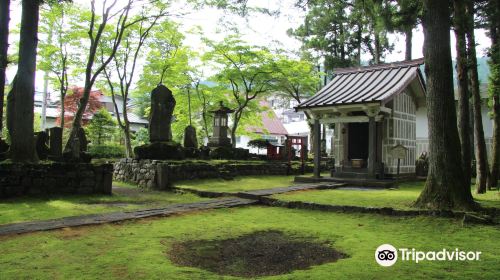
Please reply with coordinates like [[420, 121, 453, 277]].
[[113, 159, 315, 189], [0, 163, 113, 198]]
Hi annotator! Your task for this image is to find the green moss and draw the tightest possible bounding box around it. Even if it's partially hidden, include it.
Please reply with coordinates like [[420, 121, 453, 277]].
[[0, 183, 208, 225], [174, 174, 308, 193], [0, 207, 498, 279], [272, 181, 500, 209]]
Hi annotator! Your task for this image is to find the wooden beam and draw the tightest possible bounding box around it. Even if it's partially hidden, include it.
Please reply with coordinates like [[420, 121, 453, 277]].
[[319, 115, 384, 124]]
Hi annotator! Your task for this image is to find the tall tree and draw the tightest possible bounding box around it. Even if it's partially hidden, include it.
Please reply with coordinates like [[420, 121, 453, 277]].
[[0, 0, 10, 136], [204, 36, 274, 147], [486, 0, 500, 189], [392, 0, 421, 60], [453, 0, 472, 189], [102, 8, 166, 157], [38, 2, 82, 132], [64, 0, 139, 158], [466, 0, 489, 193], [415, 0, 476, 210], [291, 0, 355, 70], [133, 20, 190, 118], [6, 0, 40, 162]]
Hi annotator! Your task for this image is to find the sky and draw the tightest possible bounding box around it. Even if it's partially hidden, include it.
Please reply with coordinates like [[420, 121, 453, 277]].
[[6, 0, 493, 96]]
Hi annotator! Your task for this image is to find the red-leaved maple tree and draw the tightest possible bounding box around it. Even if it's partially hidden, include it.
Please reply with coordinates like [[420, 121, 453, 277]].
[[57, 87, 102, 128]]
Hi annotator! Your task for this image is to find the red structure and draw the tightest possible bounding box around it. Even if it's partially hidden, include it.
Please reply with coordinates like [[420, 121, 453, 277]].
[[287, 136, 307, 173], [266, 142, 284, 160]]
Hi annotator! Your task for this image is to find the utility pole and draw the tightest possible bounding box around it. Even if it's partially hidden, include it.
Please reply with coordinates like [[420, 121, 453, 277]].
[[41, 26, 53, 130]]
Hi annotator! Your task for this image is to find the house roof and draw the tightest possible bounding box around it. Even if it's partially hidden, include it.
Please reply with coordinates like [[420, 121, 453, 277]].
[[249, 101, 288, 136], [297, 58, 426, 109], [116, 112, 149, 125]]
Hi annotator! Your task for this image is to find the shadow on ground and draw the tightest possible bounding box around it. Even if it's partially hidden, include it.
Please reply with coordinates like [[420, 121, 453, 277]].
[[167, 230, 348, 277]]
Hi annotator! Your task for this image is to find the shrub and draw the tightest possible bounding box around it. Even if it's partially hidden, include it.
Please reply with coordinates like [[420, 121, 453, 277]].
[[88, 144, 125, 159], [209, 147, 249, 160]]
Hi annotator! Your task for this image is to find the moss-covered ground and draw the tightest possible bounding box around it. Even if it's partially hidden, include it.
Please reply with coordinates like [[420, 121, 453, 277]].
[[0, 181, 207, 225], [0, 207, 498, 279], [271, 181, 500, 210]]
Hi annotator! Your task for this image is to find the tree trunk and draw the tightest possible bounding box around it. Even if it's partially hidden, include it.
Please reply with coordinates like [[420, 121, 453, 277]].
[[59, 94, 65, 129], [489, 95, 500, 189], [123, 117, 133, 158], [487, 0, 500, 189], [415, 0, 476, 211], [357, 24, 362, 65], [374, 32, 381, 64], [230, 110, 242, 148], [6, 0, 39, 162], [405, 27, 412, 61], [466, 0, 489, 194], [64, 85, 91, 154], [0, 0, 9, 135], [454, 0, 472, 188]]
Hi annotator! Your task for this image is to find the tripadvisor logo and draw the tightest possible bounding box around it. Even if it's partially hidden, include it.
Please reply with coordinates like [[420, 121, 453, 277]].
[[375, 244, 482, 267]]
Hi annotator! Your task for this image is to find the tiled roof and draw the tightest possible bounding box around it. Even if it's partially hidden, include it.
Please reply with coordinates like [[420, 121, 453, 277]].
[[249, 101, 288, 136], [297, 58, 425, 109]]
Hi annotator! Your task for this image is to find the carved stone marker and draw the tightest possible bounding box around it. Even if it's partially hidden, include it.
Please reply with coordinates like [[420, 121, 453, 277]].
[[183, 125, 198, 148], [149, 84, 176, 142], [48, 127, 63, 158], [35, 131, 50, 160], [134, 84, 184, 160]]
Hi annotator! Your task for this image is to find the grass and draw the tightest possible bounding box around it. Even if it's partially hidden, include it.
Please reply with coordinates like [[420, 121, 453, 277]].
[[0, 206, 498, 279], [272, 181, 500, 210], [0, 182, 207, 225], [173, 175, 307, 193]]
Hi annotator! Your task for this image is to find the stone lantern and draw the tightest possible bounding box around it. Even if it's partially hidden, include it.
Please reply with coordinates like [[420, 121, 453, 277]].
[[208, 101, 234, 147]]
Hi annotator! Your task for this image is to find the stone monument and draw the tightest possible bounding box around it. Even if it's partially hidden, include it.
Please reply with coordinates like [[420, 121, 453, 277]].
[[149, 84, 176, 142], [48, 127, 63, 159], [134, 84, 184, 160], [183, 125, 198, 148]]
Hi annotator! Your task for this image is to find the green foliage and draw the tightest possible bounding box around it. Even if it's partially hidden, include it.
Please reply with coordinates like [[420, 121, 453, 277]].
[[247, 139, 270, 149], [132, 127, 149, 147], [38, 3, 87, 94], [272, 55, 321, 103], [86, 108, 117, 145], [203, 35, 277, 140], [88, 143, 125, 159], [291, 0, 400, 69], [133, 20, 192, 119], [209, 146, 249, 160]]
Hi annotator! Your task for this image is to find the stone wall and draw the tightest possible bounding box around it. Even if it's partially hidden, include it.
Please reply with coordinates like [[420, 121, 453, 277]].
[[114, 159, 314, 189], [0, 163, 113, 198]]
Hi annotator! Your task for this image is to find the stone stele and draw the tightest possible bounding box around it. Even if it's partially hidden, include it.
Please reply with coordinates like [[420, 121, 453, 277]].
[[149, 84, 176, 142]]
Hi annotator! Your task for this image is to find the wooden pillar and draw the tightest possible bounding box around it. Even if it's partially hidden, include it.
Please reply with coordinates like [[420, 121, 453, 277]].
[[313, 118, 321, 178], [368, 116, 376, 176]]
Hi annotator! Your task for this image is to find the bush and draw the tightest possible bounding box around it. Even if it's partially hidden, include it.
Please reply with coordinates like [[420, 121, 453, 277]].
[[209, 147, 249, 160], [88, 144, 125, 159], [134, 141, 185, 160]]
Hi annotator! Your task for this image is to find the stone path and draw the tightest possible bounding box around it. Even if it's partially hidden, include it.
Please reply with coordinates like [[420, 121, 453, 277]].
[[0, 197, 257, 236], [176, 183, 345, 199], [237, 183, 344, 198]]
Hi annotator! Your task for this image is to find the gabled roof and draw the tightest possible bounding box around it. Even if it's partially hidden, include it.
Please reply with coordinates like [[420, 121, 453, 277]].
[[297, 58, 426, 109], [249, 101, 288, 136]]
